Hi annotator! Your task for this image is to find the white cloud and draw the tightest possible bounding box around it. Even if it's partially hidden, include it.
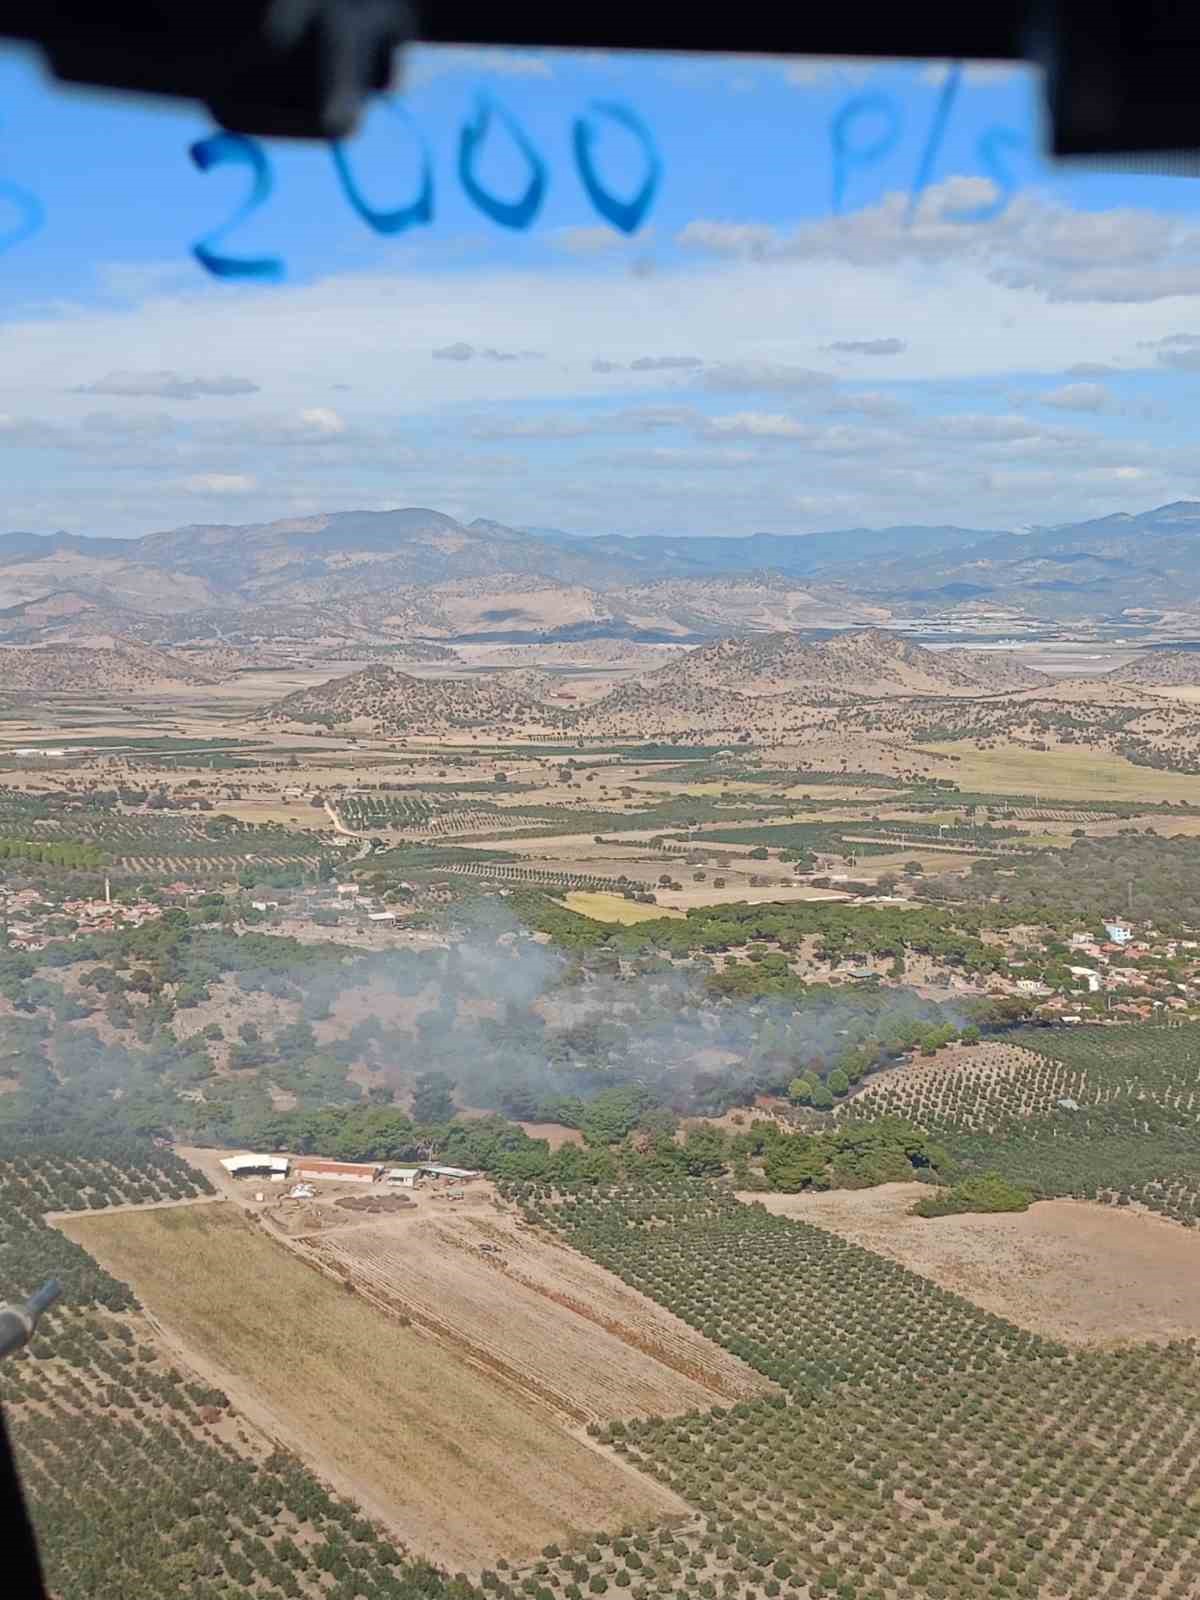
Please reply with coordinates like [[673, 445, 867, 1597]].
[[81, 410, 176, 437], [404, 46, 554, 89], [780, 57, 884, 86], [75, 370, 258, 399], [677, 180, 1200, 304], [920, 61, 1025, 87], [825, 391, 906, 418], [555, 225, 629, 255], [181, 474, 257, 495], [675, 220, 778, 258], [1041, 383, 1110, 413], [629, 356, 703, 371], [10, 174, 1200, 536], [704, 412, 810, 439], [697, 363, 837, 393], [1151, 345, 1200, 372], [298, 408, 346, 435], [826, 338, 907, 355], [468, 415, 594, 440], [432, 343, 543, 363], [1141, 332, 1200, 348]]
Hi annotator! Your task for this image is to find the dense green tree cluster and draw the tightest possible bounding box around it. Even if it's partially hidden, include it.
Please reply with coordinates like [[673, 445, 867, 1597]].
[[754, 1118, 949, 1193], [911, 1173, 1033, 1216], [924, 830, 1200, 929], [0, 837, 106, 868]]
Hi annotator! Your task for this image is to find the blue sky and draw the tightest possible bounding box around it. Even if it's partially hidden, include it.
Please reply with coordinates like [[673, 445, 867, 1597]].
[[4, 43, 1200, 537]]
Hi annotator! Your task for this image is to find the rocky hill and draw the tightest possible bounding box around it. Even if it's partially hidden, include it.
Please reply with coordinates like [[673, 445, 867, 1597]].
[[259, 663, 569, 736], [0, 640, 225, 692], [1108, 649, 1200, 688], [926, 647, 1050, 692], [642, 629, 1049, 701]]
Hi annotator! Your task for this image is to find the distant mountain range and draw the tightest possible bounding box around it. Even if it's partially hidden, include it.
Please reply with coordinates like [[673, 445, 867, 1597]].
[[1, 500, 1200, 649]]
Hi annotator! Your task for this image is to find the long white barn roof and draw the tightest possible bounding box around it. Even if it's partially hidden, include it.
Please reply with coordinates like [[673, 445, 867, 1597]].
[[220, 1154, 290, 1174]]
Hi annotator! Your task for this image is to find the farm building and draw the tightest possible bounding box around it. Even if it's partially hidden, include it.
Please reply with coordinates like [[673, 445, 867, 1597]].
[[221, 1154, 290, 1178], [385, 1167, 421, 1187], [292, 1158, 383, 1184], [420, 1164, 481, 1181]]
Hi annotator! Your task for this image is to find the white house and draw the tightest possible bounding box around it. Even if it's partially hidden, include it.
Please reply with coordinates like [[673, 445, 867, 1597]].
[[1104, 922, 1133, 945], [385, 1167, 420, 1187], [1068, 966, 1102, 993]]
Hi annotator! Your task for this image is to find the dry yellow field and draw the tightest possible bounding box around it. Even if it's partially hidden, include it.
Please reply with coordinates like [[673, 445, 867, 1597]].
[[61, 1202, 684, 1568], [1142, 685, 1200, 704], [563, 891, 681, 923], [297, 1202, 768, 1426], [213, 800, 326, 828], [921, 742, 1200, 803], [745, 1186, 1200, 1348]]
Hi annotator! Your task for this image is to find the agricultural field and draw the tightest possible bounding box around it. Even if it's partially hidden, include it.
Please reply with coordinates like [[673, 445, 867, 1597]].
[[297, 1198, 768, 1425], [0, 1144, 468, 1600], [332, 794, 547, 838], [841, 1042, 1082, 1132], [1, 1301, 444, 1600], [522, 1181, 1061, 1394], [563, 893, 683, 925], [923, 742, 1200, 803], [0, 803, 334, 881], [843, 1025, 1200, 1226], [751, 1184, 1200, 1346], [607, 1345, 1200, 1600], [518, 1178, 1200, 1600], [61, 1202, 687, 1568]]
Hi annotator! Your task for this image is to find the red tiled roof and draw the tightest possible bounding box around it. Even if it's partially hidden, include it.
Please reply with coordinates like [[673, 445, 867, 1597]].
[[292, 1158, 381, 1176]]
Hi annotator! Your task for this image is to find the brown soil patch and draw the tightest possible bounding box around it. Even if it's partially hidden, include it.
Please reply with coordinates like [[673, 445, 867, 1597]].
[[61, 1201, 685, 1570], [516, 1121, 586, 1149], [299, 1202, 770, 1426], [744, 1184, 1200, 1347], [335, 1191, 415, 1214]]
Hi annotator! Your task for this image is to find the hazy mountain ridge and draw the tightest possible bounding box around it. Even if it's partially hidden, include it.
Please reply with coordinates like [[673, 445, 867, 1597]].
[[3, 500, 1200, 641]]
